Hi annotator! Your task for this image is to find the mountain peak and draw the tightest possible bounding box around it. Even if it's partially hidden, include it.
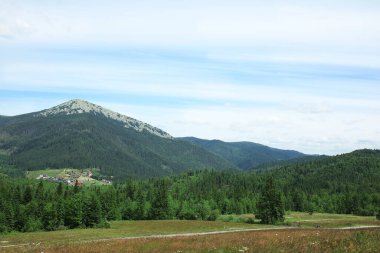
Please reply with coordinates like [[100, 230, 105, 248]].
[[37, 99, 114, 117], [36, 99, 173, 139]]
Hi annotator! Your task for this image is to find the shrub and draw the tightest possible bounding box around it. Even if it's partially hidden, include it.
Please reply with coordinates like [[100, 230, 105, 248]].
[[0, 224, 8, 234], [23, 218, 42, 232], [207, 210, 220, 221], [220, 215, 234, 222], [95, 219, 111, 228], [245, 217, 255, 224]]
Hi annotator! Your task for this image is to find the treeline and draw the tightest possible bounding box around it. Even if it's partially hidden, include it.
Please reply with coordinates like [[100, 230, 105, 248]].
[[267, 149, 380, 215], [1, 149, 380, 233], [0, 171, 261, 233]]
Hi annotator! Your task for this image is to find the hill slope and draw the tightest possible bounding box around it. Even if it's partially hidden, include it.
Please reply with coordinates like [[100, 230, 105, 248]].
[[179, 137, 306, 170], [0, 100, 237, 179], [269, 149, 380, 194]]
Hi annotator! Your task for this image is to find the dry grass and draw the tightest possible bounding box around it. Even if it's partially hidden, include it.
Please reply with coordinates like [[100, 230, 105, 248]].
[[221, 212, 380, 228], [2, 213, 379, 253], [4, 227, 380, 253], [0, 220, 271, 246]]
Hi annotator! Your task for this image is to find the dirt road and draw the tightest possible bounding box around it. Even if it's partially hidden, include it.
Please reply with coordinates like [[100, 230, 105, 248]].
[[2, 225, 380, 249]]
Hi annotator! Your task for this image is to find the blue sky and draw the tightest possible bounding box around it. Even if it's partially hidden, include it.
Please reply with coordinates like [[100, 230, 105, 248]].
[[1, 0, 380, 155]]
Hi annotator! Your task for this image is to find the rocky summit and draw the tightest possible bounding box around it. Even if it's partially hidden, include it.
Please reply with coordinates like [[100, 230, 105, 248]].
[[36, 99, 172, 139]]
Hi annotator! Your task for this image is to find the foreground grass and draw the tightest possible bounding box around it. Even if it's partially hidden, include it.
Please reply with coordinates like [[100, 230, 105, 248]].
[[220, 212, 380, 228], [0, 220, 272, 246], [284, 212, 380, 228], [2, 227, 380, 253], [1, 213, 379, 252]]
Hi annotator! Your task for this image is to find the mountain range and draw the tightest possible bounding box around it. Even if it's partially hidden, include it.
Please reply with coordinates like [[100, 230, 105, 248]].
[[179, 137, 306, 170], [0, 99, 307, 179]]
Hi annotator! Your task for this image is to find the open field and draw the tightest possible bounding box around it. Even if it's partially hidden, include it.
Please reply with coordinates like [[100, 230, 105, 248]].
[[0, 220, 273, 246], [1, 213, 379, 252], [219, 212, 380, 228], [25, 168, 108, 186], [6, 227, 379, 253], [26, 168, 80, 179]]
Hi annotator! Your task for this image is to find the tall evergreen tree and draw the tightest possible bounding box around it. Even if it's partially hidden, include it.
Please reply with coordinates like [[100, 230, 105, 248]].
[[42, 203, 59, 231], [35, 181, 45, 201], [150, 179, 170, 219], [82, 194, 102, 227], [135, 190, 146, 220], [56, 182, 63, 196], [64, 196, 83, 228], [23, 185, 33, 204], [256, 177, 284, 224]]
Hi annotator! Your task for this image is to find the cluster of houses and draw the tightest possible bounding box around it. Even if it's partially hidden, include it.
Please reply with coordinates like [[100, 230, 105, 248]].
[[35, 169, 112, 186]]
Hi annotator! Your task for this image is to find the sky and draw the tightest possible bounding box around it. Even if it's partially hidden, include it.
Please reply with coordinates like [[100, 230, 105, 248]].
[[1, 0, 380, 155]]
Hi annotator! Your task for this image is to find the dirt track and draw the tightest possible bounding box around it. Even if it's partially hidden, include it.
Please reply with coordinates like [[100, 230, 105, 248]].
[[2, 225, 380, 249]]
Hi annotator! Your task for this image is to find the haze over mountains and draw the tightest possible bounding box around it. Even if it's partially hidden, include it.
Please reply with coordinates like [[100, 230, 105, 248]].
[[0, 99, 308, 179]]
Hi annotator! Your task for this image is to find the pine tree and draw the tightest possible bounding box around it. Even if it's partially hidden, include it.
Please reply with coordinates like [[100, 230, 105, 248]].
[[35, 181, 45, 201], [150, 179, 170, 219], [82, 194, 102, 227], [56, 182, 63, 196], [135, 190, 146, 220], [0, 212, 7, 233], [23, 185, 33, 204], [256, 177, 284, 224], [14, 204, 27, 231], [3, 201, 15, 231], [42, 203, 59, 231], [64, 196, 83, 228]]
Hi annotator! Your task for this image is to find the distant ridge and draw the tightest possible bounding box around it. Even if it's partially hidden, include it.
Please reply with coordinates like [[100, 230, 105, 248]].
[[178, 137, 306, 170]]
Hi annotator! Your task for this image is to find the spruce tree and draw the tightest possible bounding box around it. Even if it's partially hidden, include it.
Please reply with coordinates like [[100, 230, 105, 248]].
[[0, 212, 7, 233], [256, 177, 284, 224], [135, 190, 146, 220], [35, 181, 44, 201], [42, 203, 59, 231], [150, 179, 170, 219], [64, 196, 83, 228], [82, 194, 102, 227], [56, 182, 63, 196], [23, 185, 33, 204]]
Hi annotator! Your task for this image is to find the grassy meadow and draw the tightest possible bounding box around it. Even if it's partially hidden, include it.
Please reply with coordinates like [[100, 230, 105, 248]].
[[25, 168, 107, 186], [1, 212, 379, 252], [219, 212, 380, 228], [23, 227, 380, 253]]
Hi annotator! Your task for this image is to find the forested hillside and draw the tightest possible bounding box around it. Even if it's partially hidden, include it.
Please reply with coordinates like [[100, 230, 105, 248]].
[[267, 149, 380, 214], [1, 149, 379, 233], [179, 137, 306, 169], [0, 100, 237, 179]]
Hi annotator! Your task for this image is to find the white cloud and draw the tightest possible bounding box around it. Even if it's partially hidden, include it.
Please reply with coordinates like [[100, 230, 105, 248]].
[[1, 1, 379, 47], [112, 103, 380, 155], [1, 94, 379, 155], [1, 1, 379, 69], [1, 0, 380, 155]]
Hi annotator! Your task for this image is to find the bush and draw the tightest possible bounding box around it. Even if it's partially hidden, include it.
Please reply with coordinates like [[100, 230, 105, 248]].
[[376, 210, 380, 220], [95, 219, 111, 228], [219, 215, 234, 222], [23, 218, 42, 232], [245, 217, 255, 224], [0, 224, 8, 234], [178, 208, 197, 220], [207, 210, 220, 221]]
